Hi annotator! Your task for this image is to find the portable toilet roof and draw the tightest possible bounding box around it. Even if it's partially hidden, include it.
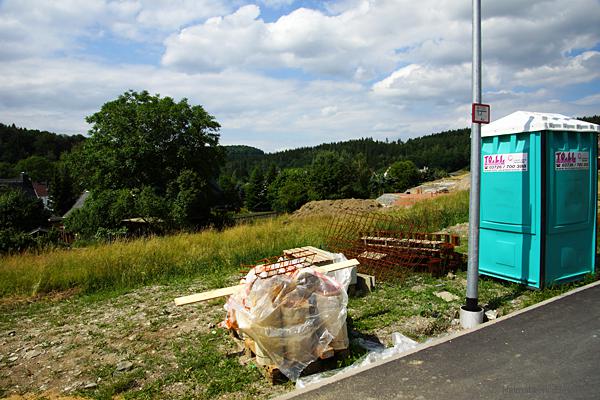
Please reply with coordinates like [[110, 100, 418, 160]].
[[482, 111, 600, 137]]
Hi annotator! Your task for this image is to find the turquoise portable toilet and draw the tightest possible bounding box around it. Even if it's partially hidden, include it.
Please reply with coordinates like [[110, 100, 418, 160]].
[[479, 111, 599, 288]]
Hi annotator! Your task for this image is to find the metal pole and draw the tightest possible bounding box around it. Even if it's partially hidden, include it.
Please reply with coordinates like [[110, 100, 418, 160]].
[[465, 0, 481, 312]]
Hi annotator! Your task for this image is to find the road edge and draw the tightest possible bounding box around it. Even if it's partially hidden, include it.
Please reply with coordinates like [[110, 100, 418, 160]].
[[275, 278, 600, 399]]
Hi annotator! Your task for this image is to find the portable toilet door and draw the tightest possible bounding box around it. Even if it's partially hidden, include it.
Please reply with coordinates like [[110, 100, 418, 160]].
[[479, 111, 599, 288]]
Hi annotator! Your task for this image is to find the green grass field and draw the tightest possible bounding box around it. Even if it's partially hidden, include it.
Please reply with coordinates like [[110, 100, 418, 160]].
[[1, 190, 598, 399], [0, 191, 471, 300], [0, 216, 327, 298]]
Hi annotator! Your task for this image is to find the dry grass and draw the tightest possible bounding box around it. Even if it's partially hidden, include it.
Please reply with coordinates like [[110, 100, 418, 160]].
[[0, 216, 328, 298]]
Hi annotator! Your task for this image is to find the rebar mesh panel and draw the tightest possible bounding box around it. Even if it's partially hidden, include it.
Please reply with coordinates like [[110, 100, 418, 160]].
[[324, 211, 461, 281]]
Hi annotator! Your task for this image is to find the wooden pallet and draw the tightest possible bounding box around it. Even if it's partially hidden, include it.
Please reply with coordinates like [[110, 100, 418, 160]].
[[239, 335, 349, 384]]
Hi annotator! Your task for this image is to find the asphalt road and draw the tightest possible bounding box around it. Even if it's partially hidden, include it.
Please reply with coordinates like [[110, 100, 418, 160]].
[[282, 283, 600, 400]]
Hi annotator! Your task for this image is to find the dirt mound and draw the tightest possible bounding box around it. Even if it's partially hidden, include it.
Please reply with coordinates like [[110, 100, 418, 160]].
[[293, 198, 382, 218]]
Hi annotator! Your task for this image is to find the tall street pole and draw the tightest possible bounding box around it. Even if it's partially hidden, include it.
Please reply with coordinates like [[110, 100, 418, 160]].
[[462, 0, 483, 325]]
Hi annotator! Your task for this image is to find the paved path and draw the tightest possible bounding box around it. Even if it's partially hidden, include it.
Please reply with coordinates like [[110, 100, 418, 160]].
[[280, 282, 600, 400]]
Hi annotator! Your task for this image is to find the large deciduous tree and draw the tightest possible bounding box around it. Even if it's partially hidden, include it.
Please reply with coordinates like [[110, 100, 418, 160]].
[[73, 90, 223, 194], [67, 90, 225, 233]]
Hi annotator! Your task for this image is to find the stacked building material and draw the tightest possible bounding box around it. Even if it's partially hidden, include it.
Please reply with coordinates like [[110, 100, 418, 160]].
[[223, 251, 352, 382], [325, 211, 463, 281]]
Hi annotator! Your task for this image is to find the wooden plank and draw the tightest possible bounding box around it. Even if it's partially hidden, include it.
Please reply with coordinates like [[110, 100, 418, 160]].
[[311, 258, 359, 274], [174, 285, 243, 306], [174, 258, 359, 306], [304, 246, 335, 259]]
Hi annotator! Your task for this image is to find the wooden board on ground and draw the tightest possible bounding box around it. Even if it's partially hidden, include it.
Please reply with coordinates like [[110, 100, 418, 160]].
[[174, 258, 359, 306]]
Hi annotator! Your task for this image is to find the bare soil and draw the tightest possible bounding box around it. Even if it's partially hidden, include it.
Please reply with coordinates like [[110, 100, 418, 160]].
[[292, 199, 382, 218], [0, 280, 289, 400]]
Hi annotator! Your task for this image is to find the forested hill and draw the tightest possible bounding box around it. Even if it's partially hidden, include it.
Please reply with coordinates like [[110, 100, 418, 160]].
[[0, 123, 85, 163], [224, 128, 471, 178], [224, 114, 600, 178], [581, 115, 600, 125]]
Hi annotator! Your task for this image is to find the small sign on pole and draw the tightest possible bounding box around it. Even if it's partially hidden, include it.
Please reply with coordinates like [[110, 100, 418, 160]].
[[472, 103, 490, 124]]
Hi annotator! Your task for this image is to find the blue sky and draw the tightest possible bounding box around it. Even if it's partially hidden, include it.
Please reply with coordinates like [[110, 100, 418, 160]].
[[0, 0, 599, 152]]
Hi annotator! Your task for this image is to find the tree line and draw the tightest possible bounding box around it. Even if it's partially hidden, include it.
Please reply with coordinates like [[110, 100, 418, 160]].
[[1, 94, 597, 252]]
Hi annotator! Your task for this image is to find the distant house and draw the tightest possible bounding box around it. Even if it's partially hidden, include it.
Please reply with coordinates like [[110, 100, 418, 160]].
[[63, 190, 91, 218], [32, 182, 50, 210], [0, 172, 36, 198]]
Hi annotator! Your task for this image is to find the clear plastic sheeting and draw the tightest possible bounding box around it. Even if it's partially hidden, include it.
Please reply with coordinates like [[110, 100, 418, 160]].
[[223, 254, 350, 381], [295, 332, 418, 389]]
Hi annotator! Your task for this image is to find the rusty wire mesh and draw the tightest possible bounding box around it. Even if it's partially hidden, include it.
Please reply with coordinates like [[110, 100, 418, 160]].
[[241, 249, 317, 279], [323, 211, 462, 281]]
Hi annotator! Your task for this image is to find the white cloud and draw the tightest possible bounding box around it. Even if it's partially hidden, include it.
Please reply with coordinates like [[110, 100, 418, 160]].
[[0, 0, 105, 60], [372, 63, 471, 104], [0, 0, 599, 152], [0, 57, 384, 148], [574, 93, 600, 107], [162, 2, 401, 76], [0, 0, 231, 60], [161, 0, 600, 88], [514, 51, 600, 87]]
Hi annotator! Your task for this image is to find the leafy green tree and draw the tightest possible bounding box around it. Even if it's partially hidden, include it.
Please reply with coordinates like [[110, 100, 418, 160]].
[[64, 189, 134, 237], [72, 90, 223, 194], [65, 90, 224, 233], [0, 189, 49, 231], [369, 171, 386, 197], [0, 162, 15, 178], [348, 153, 371, 198], [0, 122, 85, 165], [309, 151, 369, 200], [49, 163, 78, 215], [218, 174, 242, 211], [15, 155, 55, 182], [245, 166, 269, 211], [268, 168, 310, 212], [264, 163, 278, 189], [135, 186, 170, 223], [0, 228, 33, 253], [385, 160, 420, 192], [169, 170, 211, 228]]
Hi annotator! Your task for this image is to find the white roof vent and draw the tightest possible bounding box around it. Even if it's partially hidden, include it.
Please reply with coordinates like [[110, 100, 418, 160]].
[[481, 111, 600, 137]]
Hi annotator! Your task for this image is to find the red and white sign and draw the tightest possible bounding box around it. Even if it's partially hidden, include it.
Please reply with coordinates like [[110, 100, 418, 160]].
[[472, 103, 490, 124], [555, 151, 589, 170], [483, 153, 528, 172]]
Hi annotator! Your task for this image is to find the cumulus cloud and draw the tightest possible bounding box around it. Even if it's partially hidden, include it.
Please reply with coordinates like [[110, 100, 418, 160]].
[[162, 0, 600, 77], [0, 0, 105, 60], [0, 0, 230, 60], [162, 1, 406, 76], [0, 57, 402, 150], [372, 64, 471, 104], [514, 51, 600, 87], [0, 0, 599, 151]]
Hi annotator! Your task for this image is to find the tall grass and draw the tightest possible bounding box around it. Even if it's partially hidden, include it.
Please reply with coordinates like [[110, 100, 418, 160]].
[[0, 216, 327, 298], [385, 190, 470, 232], [0, 191, 471, 299]]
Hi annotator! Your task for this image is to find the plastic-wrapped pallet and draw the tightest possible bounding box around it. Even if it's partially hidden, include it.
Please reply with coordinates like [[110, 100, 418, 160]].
[[223, 255, 350, 381]]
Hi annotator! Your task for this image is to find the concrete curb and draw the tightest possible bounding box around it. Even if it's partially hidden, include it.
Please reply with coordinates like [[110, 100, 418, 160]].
[[275, 278, 600, 400]]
